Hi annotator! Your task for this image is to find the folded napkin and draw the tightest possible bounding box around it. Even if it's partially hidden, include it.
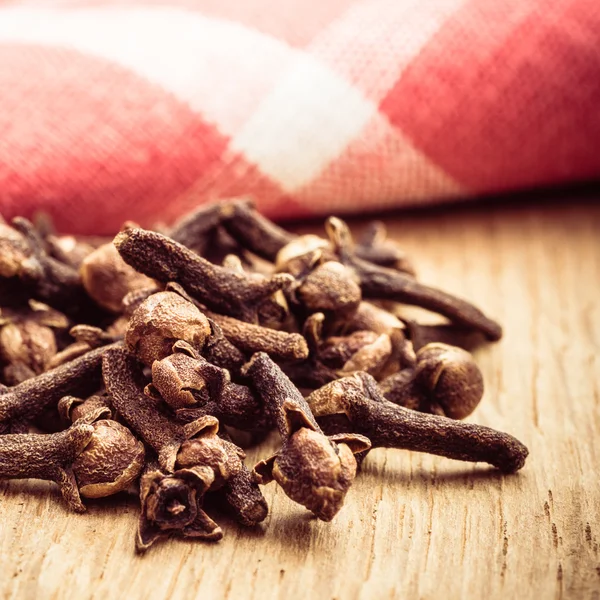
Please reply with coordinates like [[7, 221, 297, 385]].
[[0, 0, 598, 233]]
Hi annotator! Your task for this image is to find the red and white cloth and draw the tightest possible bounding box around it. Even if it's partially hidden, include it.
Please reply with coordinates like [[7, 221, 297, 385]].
[[0, 0, 598, 234]]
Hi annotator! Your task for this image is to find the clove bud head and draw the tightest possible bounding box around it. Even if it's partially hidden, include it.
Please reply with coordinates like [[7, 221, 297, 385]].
[[176, 417, 244, 491], [414, 343, 484, 419], [72, 419, 145, 498], [0, 320, 57, 382], [151, 351, 211, 409], [255, 428, 367, 522], [275, 235, 328, 275], [125, 291, 212, 366], [0, 223, 31, 277], [138, 465, 222, 552], [81, 242, 155, 313], [297, 261, 361, 314]]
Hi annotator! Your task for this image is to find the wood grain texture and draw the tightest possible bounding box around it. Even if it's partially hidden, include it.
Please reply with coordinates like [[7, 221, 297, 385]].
[[1, 199, 599, 600]]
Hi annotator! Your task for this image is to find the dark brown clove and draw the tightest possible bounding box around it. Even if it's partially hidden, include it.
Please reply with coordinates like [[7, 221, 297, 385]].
[[243, 352, 370, 521], [402, 319, 487, 353], [218, 464, 269, 527], [293, 260, 362, 316], [284, 313, 394, 389], [332, 301, 405, 336], [10, 217, 101, 321], [80, 241, 155, 313], [175, 381, 272, 433], [0, 319, 57, 384], [0, 422, 94, 511], [355, 220, 416, 275], [167, 202, 224, 255], [379, 342, 485, 419], [336, 332, 392, 378], [203, 310, 308, 362], [103, 347, 204, 472], [0, 344, 119, 432], [148, 341, 229, 410], [58, 394, 113, 423], [308, 372, 528, 473], [174, 417, 269, 527], [72, 414, 146, 499], [220, 199, 295, 261], [149, 339, 272, 432], [137, 461, 222, 552], [114, 227, 294, 323], [201, 318, 247, 372], [125, 291, 213, 367], [325, 217, 502, 341]]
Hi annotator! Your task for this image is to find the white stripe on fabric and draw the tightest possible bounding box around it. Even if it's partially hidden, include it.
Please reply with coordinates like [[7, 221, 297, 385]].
[[0, 6, 296, 135], [229, 53, 377, 191]]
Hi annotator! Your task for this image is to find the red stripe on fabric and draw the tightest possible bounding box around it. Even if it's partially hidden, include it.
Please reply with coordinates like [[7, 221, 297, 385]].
[[380, 0, 600, 193], [171, 150, 310, 220], [0, 44, 229, 234]]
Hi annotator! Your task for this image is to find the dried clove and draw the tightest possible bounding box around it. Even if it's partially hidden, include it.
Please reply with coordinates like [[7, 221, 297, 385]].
[[59, 394, 113, 423], [148, 341, 229, 410], [0, 318, 57, 384], [379, 343, 484, 419], [103, 347, 203, 472], [80, 241, 155, 313], [293, 260, 362, 316], [308, 372, 528, 473], [284, 313, 394, 389], [325, 217, 502, 340], [220, 199, 295, 261], [125, 291, 213, 367], [0, 303, 67, 381], [71, 413, 146, 499], [0, 344, 118, 432], [402, 319, 487, 353], [243, 352, 370, 521], [10, 217, 101, 321], [217, 462, 269, 527], [336, 332, 392, 378], [175, 382, 272, 434], [203, 310, 308, 363], [125, 289, 245, 372], [0, 422, 94, 511], [115, 227, 294, 323], [167, 202, 224, 255], [135, 414, 267, 549], [137, 461, 221, 552], [355, 220, 416, 275]]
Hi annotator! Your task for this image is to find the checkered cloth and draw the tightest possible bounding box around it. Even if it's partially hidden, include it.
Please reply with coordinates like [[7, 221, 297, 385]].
[[0, 0, 598, 234]]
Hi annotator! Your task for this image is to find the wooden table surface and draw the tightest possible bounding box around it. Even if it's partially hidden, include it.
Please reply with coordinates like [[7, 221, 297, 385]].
[[1, 197, 599, 600]]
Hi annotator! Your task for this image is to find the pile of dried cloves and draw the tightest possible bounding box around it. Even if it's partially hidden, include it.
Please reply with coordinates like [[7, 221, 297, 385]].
[[0, 200, 528, 552]]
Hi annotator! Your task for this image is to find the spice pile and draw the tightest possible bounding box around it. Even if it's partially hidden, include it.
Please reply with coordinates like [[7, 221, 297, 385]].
[[0, 200, 528, 552]]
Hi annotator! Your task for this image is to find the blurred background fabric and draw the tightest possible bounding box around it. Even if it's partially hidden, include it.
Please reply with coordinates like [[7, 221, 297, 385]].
[[0, 0, 598, 234]]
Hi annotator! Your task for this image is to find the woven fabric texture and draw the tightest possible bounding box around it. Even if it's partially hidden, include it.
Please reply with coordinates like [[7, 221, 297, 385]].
[[0, 0, 598, 233]]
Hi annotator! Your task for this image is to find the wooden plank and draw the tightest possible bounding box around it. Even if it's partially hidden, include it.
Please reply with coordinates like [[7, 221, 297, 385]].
[[1, 199, 599, 600]]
